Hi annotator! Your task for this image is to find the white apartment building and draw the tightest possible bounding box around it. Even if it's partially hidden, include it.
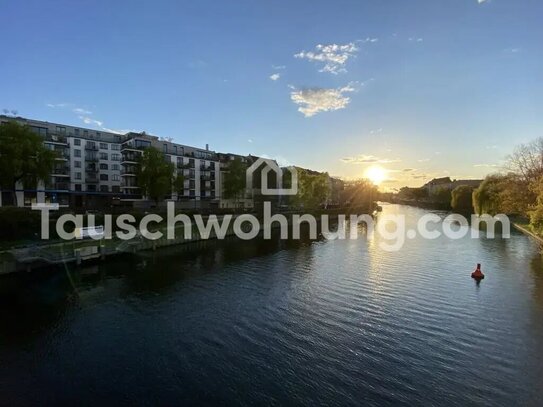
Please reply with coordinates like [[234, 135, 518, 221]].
[[0, 115, 220, 209]]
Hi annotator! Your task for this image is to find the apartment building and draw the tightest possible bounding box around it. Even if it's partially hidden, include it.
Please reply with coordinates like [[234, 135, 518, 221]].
[[121, 132, 220, 208], [217, 153, 256, 210], [0, 115, 220, 209]]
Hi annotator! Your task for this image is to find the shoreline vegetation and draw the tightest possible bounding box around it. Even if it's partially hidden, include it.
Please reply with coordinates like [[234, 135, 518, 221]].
[[384, 136, 543, 245], [0, 204, 377, 275]]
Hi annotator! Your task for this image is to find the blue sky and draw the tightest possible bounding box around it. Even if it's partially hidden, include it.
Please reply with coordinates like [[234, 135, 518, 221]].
[[1, 0, 542, 189]]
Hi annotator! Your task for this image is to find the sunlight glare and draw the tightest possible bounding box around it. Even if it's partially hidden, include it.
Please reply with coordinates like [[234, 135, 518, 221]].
[[365, 166, 387, 185]]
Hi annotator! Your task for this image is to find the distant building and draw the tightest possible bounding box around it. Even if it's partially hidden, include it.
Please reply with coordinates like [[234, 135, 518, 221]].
[[423, 177, 483, 196]]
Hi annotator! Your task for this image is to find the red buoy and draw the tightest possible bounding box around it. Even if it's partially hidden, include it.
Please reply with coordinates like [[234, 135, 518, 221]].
[[471, 263, 485, 280]]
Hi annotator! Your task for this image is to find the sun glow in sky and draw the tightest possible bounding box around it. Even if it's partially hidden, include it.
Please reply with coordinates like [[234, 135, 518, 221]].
[[365, 166, 387, 185]]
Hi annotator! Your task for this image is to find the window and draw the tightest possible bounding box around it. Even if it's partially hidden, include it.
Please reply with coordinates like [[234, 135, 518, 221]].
[[87, 185, 96, 192], [74, 128, 79, 136], [100, 163, 108, 170], [75, 172, 82, 180], [163, 144, 168, 153], [56, 126, 66, 134], [112, 174, 120, 181], [74, 161, 81, 168], [74, 149, 81, 157], [100, 185, 109, 192], [112, 153, 120, 161], [74, 138, 81, 146], [96, 132, 101, 138], [83, 130, 88, 136], [100, 142, 108, 150], [112, 186, 120, 193], [74, 184, 82, 191], [100, 152, 108, 160], [112, 164, 120, 171], [100, 174, 108, 181], [135, 140, 151, 149], [111, 144, 120, 151], [30, 126, 47, 136]]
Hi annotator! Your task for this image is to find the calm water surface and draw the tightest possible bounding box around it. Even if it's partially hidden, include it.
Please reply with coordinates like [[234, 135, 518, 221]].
[[1, 204, 542, 406]]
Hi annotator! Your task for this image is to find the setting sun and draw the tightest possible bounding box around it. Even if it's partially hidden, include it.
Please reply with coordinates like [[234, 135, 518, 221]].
[[365, 166, 387, 185]]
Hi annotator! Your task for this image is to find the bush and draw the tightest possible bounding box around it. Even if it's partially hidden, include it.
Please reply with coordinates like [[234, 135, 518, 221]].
[[0, 207, 42, 241], [451, 185, 474, 214]]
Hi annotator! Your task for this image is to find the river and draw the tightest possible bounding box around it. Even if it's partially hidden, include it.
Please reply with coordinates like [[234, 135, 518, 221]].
[[0, 204, 542, 405]]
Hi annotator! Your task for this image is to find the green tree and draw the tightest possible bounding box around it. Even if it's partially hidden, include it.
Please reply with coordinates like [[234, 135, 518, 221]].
[[0, 121, 56, 206], [472, 174, 507, 216], [528, 175, 543, 232], [341, 179, 378, 211], [223, 158, 247, 206], [136, 147, 177, 204], [292, 169, 330, 209], [173, 173, 185, 196], [451, 185, 474, 213], [472, 173, 529, 216]]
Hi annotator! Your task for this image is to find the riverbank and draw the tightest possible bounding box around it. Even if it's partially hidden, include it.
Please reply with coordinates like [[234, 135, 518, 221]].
[[0, 206, 373, 275], [512, 222, 543, 247]]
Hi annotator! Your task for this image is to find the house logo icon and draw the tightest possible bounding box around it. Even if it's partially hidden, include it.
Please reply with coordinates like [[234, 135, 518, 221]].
[[246, 157, 298, 196]]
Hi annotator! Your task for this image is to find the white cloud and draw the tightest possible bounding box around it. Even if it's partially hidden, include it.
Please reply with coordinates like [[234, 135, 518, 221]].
[[272, 65, 286, 70], [290, 84, 355, 117], [269, 73, 281, 81], [45, 102, 135, 134], [102, 127, 138, 135], [47, 103, 93, 115], [73, 107, 92, 115], [417, 158, 430, 163], [248, 138, 253, 143], [79, 116, 103, 127], [478, 0, 488, 3], [341, 154, 401, 164], [294, 42, 358, 74], [473, 163, 499, 168]]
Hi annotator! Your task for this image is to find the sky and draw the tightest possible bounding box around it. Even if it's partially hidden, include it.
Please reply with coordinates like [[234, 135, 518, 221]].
[[1, 0, 542, 190]]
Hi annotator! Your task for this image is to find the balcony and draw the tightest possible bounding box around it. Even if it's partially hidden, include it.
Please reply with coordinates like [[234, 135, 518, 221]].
[[121, 144, 146, 153], [86, 167, 99, 174], [121, 168, 137, 176], [85, 145, 99, 151], [85, 156, 99, 162], [86, 176, 99, 183], [45, 134, 68, 145], [121, 182, 140, 189], [53, 149, 70, 160], [52, 167, 70, 176], [122, 154, 140, 163], [53, 183, 70, 191], [177, 162, 193, 169]]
